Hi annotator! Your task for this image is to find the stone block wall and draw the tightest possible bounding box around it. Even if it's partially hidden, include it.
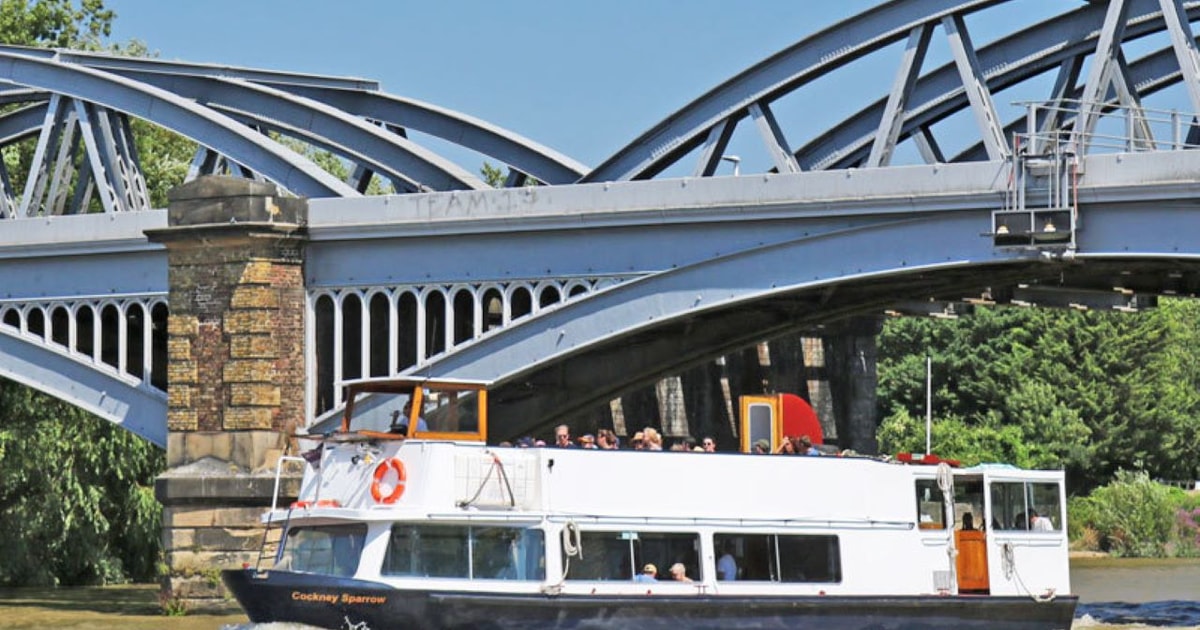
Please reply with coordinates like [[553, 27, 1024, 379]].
[[148, 176, 307, 611]]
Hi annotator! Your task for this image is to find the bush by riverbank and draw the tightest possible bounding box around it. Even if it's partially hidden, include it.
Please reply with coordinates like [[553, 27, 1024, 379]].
[[1068, 471, 1200, 558]]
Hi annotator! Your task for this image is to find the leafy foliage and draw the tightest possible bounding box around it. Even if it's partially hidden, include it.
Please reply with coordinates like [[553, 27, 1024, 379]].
[[877, 301, 1200, 492], [0, 0, 112, 49], [1066, 471, 1200, 558], [0, 0, 166, 586], [0, 384, 164, 585]]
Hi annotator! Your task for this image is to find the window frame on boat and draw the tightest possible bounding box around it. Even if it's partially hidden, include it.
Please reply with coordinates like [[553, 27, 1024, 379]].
[[712, 533, 842, 584], [380, 523, 546, 581], [561, 529, 702, 583], [989, 480, 1064, 532], [276, 523, 368, 578]]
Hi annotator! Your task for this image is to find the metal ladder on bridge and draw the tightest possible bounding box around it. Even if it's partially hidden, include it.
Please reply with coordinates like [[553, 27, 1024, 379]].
[[993, 131, 1078, 251]]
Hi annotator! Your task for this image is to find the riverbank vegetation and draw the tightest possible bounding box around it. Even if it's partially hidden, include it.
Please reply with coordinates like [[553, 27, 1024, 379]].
[[878, 299, 1200, 557]]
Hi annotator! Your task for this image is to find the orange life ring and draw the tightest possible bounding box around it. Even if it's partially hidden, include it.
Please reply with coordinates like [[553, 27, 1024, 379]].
[[371, 458, 407, 504]]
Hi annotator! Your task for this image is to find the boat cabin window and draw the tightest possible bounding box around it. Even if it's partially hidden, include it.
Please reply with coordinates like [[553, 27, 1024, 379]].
[[277, 524, 367, 577], [713, 534, 841, 583], [382, 524, 545, 580], [990, 481, 1062, 531], [564, 531, 701, 582], [914, 479, 947, 530]]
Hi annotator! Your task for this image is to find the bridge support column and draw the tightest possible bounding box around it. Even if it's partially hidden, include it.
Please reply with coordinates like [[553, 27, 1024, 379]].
[[822, 316, 883, 455], [147, 176, 307, 611]]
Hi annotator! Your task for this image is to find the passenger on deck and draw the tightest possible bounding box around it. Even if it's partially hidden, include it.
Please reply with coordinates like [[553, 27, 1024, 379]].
[[634, 563, 657, 582], [643, 428, 663, 451], [753, 439, 770, 454], [961, 513, 975, 531], [597, 429, 619, 450], [578, 434, 597, 449], [391, 399, 429, 434], [554, 424, 575, 448], [702, 436, 717, 453], [799, 435, 821, 456], [630, 431, 646, 450], [669, 563, 694, 583], [1030, 509, 1054, 531], [776, 437, 796, 454], [717, 542, 738, 580]]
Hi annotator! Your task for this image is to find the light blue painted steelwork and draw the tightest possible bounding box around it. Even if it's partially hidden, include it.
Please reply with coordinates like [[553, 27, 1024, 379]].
[[96, 73, 488, 192], [798, 0, 1200, 170], [0, 326, 166, 446], [0, 49, 357, 198], [583, 0, 1007, 182], [0, 46, 587, 187]]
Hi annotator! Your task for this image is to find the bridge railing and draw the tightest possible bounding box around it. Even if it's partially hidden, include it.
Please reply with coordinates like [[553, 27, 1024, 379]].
[[1017, 99, 1200, 156]]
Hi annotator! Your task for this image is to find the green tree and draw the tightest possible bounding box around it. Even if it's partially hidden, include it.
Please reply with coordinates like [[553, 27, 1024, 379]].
[[0, 386, 163, 585], [0, 0, 165, 586], [878, 300, 1200, 492], [0, 0, 112, 49]]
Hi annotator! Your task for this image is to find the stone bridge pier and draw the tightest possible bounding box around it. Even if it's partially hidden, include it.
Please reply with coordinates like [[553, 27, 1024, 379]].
[[150, 176, 306, 609]]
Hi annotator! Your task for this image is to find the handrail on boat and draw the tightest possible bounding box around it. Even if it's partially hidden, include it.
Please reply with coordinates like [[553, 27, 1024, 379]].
[[272, 455, 308, 512]]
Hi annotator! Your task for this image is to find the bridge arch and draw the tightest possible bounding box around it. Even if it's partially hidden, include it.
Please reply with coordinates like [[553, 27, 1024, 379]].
[[0, 326, 166, 445]]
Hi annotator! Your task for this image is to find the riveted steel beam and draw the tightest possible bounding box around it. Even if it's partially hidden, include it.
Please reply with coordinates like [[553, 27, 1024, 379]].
[[1158, 0, 1200, 112], [0, 327, 166, 446], [584, 0, 1008, 182], [0, 45, 586, 187], [942, 14, 1009, 160], [109, 72, 487, 191], [1074, 0, 1133, 153], [798, 0, 1200, 170], [869, 23, 934, 168], [0, 50, 357, 198]]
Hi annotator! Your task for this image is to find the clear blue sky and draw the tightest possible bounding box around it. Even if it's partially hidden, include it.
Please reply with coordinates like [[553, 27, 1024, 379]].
[[100, 1, 1117, 174]]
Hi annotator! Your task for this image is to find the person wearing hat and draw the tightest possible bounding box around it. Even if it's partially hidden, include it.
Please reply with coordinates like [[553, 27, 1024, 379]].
[[634, 563, 657, 582], [753, 439, 771, 454], [800, 434, 821, 456]]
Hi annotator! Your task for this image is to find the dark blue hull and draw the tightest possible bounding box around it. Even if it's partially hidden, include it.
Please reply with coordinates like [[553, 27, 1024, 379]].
[[223, 569, 1078, 630]]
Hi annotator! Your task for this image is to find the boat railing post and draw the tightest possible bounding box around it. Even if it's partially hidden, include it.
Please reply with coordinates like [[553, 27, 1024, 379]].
[[272, 456, 307, 512], [937, 463, 958, 595]]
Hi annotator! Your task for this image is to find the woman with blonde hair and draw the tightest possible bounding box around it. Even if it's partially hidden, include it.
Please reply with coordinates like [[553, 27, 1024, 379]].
[[642, 427, 663, 451]]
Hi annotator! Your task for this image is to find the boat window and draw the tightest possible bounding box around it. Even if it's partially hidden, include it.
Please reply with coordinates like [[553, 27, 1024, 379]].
[[277, 524, 367, 578], [714, 534, 841, 583], [564, 530, 701, 582], [914, 479, 947, 529], [472, 526, 546, 580], [382, 524, 544, 580], [954, 477, 985, 531], [990, 481, 1062, 531]]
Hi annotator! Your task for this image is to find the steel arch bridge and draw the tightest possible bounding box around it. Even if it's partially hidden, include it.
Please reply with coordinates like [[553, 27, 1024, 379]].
[[4, 0, 1200, 444]]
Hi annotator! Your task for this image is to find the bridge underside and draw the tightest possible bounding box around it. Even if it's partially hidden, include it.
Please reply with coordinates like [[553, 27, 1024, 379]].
[[481, 256, 1192, 440]]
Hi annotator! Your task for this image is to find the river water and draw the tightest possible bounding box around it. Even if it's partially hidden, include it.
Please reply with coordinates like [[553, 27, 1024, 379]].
[[0, 558, 1194, 629]]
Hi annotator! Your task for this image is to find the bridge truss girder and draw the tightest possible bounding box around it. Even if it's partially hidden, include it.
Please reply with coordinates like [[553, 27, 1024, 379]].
[[391, 154, 1200, 438], [0, 45, 588, 218], [0, 326, 166, 446], [587, 0, 1200, 182]]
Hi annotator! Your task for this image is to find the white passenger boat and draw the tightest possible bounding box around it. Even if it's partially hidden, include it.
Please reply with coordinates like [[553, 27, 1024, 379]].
[[223, 378, 1078, 629]]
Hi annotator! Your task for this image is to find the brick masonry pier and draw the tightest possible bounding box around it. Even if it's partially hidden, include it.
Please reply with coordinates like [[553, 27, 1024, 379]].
[[148, 176, 306, 610]]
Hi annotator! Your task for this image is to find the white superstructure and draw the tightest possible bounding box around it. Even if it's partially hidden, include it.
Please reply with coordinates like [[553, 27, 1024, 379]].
[[272, 437, 1070, 600]]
